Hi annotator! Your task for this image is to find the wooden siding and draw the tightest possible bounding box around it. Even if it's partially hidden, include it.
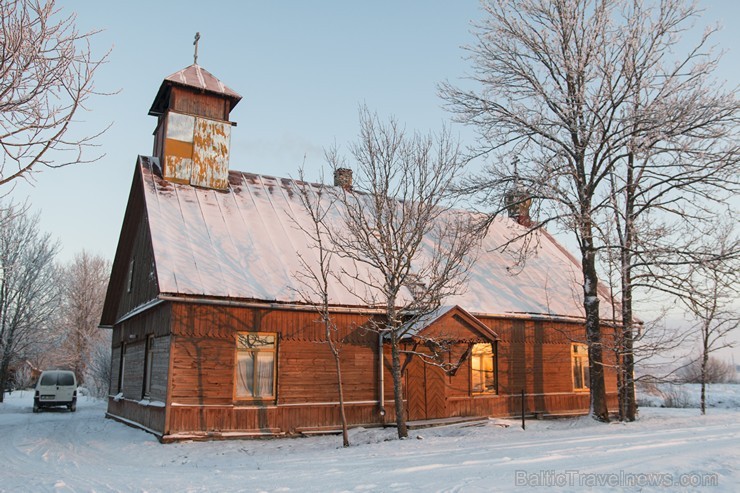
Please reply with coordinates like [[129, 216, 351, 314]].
[[122, 341, 146, 398], [169, 86, 230, 121], [154, 302, 620, 436], [148, 336, 170, 402], [110, 339, 170, 400], [107, 398, 166, 435], [168, 303, 379, 408], [113, 187, 159, 322], [106, 298, 621, 438], [108, 304, 171, 403], [110, 343, 121, 394], [101, 164, 160, 327]]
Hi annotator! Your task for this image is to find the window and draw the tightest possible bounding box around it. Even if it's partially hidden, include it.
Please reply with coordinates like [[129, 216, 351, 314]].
[[118, 344, 127, 393], [143, 336, 154, 398], [58, 372, 75, 386], [40, 372, 57, 386], [235, 333, 277, 400], [471, 342, 497, 394], [572, 343, 590, 390]]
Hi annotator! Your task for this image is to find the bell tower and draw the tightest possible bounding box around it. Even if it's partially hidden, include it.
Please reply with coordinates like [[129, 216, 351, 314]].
[[149, 63, 242, 190]]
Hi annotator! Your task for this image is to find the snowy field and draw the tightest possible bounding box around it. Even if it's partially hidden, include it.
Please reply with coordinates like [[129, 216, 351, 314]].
[[2, 389, 739, 493]]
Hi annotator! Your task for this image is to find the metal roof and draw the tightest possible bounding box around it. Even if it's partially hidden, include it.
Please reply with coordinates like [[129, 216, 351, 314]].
[[149, 64, 242, 116], [136, 156, 616, 320]]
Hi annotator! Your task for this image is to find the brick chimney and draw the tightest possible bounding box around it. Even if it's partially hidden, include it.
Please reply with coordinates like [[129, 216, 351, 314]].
[[334, 168, 353, 190], [505, 184, 532, 227]]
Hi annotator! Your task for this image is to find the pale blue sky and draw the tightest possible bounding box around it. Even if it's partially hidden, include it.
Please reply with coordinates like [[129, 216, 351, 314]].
[[9, 1, 738, 263], [10, 1, 484, 261], [6, 1, 739, 361]]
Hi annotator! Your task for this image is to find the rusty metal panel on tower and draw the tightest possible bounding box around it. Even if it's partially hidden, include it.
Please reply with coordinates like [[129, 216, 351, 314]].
[[163, 112, 195, 183], [191, 118, 231, 190]]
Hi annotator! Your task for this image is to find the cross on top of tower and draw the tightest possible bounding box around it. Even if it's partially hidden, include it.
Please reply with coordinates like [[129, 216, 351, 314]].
[[193, 32, 200, 65]]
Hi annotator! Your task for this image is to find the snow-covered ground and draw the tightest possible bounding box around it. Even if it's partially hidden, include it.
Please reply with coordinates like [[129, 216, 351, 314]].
[[2, 389, 738, 492]]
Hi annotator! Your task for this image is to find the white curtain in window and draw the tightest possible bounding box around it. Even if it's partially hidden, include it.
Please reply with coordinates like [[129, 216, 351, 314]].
[[236, 352, 254, 397], [256, 353, 274, 397]]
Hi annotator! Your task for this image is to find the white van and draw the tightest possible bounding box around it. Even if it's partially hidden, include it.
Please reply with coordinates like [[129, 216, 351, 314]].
[[33, 370, 77, 413]]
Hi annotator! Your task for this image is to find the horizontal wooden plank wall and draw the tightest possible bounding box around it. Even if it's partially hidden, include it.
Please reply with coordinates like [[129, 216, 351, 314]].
[[170, 86, 230, 121], [158, 302, 622, 436], [107, 398, 166, 435], [167, 303, 386, 434], [167, 403, 382, 436], [165, 392, 619, 437]]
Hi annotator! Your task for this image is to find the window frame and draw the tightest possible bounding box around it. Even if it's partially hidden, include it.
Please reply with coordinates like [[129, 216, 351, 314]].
[[118, 343, 126, 394], [572, 343, 590, 391], [470, 341, 498, 395], [233, 332, 278, 402]]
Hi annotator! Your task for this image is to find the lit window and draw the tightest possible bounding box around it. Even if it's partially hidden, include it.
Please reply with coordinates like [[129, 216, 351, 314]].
[[471, 343, 496, 394], [572, 343, 590, 390], [235, 333, 277, 400]]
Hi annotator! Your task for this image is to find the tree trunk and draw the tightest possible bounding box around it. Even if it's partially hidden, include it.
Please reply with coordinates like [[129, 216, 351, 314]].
[[620, 151, 637, 422], [582, 240, 610, 422], [616, 336, 626, 421], [701, 332, 709, 415], [0, 357, 10, 403], [331, 344, 350, 447], [389, 338, 408, 438], [622, 327, 636, 421]]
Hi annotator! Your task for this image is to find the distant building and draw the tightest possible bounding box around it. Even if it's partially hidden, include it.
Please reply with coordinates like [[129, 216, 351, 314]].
[[99, 64, 619, 441]]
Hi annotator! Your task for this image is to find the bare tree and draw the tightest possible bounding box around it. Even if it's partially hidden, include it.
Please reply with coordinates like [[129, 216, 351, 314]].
[[442, 0, 739, 422], [0, 0, 111, 187], [0, 202, 59, 402], [326, 107, 481, 438], [676, 224, 739, 415], [56, 251, 110, 388], [601, 0, 738, 420], [291, 170, 350, 447], [84, 333, 111, 398]]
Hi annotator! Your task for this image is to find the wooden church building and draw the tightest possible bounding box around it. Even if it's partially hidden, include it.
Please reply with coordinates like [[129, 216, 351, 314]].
[[100, 64, 618, 441]]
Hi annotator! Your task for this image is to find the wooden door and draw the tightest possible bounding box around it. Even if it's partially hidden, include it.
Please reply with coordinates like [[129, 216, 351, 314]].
[[406, 358, 448, 421], [406, 358, 426, 421], [425, 364, 447, 419]]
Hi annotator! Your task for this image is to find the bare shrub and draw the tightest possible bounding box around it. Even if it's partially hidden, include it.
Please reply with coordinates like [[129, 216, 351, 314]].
[[660, 385, 692, 409], [679, 356, 736, 385]]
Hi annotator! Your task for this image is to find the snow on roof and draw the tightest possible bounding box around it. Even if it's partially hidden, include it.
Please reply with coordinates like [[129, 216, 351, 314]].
[[398, 305, 499, 341], [148, 64, 242, 116], [139, 157, 614, 320], [164, 64, 241, 100]]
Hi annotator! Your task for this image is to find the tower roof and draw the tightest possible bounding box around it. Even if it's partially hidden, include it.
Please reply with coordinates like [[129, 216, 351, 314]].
[[148, 64, 242, 117]]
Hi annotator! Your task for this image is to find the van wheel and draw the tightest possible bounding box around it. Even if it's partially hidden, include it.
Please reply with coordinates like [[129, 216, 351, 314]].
[[33, 402, 40, 413], [69, 402, 76, 412]]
